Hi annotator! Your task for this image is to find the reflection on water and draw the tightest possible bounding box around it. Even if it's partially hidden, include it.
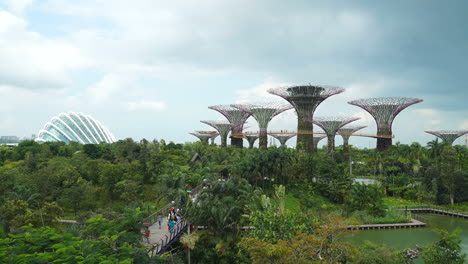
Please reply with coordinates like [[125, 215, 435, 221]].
[[349, 214, 468, 260]]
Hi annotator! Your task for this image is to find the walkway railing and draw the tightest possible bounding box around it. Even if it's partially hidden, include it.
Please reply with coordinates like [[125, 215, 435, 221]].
[[390, 205, 468, 218], [148, 219, 188, 257], [144, 183, 204, 256]]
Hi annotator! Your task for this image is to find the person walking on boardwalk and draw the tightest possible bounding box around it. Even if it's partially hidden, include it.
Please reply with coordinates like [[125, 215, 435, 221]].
[[157, 214, 163, 229], [168, 219, 175, 233], [143, 226, 150, 243]]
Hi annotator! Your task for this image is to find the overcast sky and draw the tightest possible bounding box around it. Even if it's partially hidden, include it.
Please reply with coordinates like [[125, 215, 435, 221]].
[[1, 0, 467, 148]]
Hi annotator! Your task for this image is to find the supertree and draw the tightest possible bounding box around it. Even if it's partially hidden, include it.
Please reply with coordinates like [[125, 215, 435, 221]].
[[305, 116, 360, 155], [245, 134, 259, 149], [348, 97, 423, 151], [268, 85, 344, 152], [313, 135, 327, 150], [232, 103, 293, 148], [196, 130, 218, 145], [208, 105, 252, 148], [269, 133, 296, 148], [424, 130, 468, 146], [200, 121, 232, 147], [338, 125, 367, 154], [189, 132, 211, 143]]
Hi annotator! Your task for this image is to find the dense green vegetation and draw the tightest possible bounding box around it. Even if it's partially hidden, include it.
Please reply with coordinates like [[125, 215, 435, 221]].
[[0, 139, 466, 263]]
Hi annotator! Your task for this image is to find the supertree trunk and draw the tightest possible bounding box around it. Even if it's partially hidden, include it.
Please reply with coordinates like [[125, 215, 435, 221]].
[[230, 127, 244, 148], [327, 134, 335, 156], [220, 135, 227, 148], [342, 138, 350, 155], [259, 128, 268, 149], [377, 127, 392, 152], [297, 113, 314, 152]]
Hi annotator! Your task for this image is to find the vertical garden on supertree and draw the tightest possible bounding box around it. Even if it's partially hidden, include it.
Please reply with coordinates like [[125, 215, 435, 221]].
[[268, 85, 344, 152], [313, 135, 327, 150], [208, 105, 252, 148], [189, 132, 211, 143], [338, 125, 367, 155], [245, 134, 259, 149], [348, 97, 423, 151], [196, 131, 218, 145], [424, 130, 468, 146], [232, 103, 292, 149], [269, 133, 297, 148], [200, 121, 232, 147], [306, 116, 360, 156]]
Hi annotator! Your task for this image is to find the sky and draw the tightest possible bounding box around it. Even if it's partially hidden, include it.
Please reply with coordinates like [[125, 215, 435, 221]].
[[1, 0, 467, 148]]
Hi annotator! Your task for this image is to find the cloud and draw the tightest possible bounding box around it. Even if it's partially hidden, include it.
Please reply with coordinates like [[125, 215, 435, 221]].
[[235, 79, 290, 103], [86, 74, 134, 104], [1, 0, 33, 14], [459, 120, 468, 130], [0, 10, 87, 90], [127, 99, 167, 111]]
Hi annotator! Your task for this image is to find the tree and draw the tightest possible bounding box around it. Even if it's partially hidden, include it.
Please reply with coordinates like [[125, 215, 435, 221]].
[[346, 184, 386, 217], [243, 216, 356, 263], [440, 146, 459, 205], [422, 229, 466, 264]]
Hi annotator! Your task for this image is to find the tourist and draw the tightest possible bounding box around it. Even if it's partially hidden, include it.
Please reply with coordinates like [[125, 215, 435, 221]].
[[168, 220, 175, 233], [157, 214, 163, 229], [144, 226, 150, 243]]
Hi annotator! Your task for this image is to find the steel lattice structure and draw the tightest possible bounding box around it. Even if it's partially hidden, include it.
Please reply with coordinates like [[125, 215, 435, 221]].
[[189, 132, 212, 143], [338, 125, 367, 147], [268, 85, 344, 152], [231, 102, 292, 149], [245, 135, 259, 149], [306, 116, 360, 155], [313, 135, 327, 150], [208, 105, 252, 148], [348, 97, 422, 151], [269, 133, 296, 148], [195, 131, 218, 144], [200, 120, 232, 147], [424, 130, 468, 146]]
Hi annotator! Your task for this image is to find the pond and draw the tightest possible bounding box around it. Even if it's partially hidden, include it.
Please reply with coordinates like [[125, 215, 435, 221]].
[[349, 214, 468, 261]]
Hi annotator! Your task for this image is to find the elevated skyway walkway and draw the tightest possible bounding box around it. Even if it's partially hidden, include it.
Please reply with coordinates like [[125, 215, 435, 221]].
[[143, 184, 203, 256], [231, 130, 395, 139]]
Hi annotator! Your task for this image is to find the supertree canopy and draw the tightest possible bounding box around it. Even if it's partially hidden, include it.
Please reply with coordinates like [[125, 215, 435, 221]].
[[269, 133, 296, 148], [306, 116, 360, 155], [245, 134, 259, 149], [200, 121, 232, 147], [348, 97, 423, 151], [424, 130, 468, 146], [268, 85, 344, 152], [189, 132, 211, 143], [208, 105, 252, 148], [338, 125, 367, 147], [196, 131, 218, 144], [232, 102, 292, 149], [313, 135, 327, 150]]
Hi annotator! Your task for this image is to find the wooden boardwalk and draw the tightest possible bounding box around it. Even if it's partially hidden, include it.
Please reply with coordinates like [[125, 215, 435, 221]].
[[347, 219, 426, 230], [394, 205, 468, 219]]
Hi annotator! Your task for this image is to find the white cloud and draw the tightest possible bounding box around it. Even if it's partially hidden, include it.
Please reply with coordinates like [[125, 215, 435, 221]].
[[459, 120, 468, 130], [87, 74, 133, 104], [235, 79, 290, 103], [127, 100, 167, 111], [0, 11, 87, 90], [2, 0, 33, 14]]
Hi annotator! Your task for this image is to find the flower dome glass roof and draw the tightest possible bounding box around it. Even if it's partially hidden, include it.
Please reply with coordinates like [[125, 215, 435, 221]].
[[35, 112, 116, 144]]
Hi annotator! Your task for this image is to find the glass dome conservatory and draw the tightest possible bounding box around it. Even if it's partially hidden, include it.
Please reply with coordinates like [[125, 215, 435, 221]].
[[35, 112, 116, 144]]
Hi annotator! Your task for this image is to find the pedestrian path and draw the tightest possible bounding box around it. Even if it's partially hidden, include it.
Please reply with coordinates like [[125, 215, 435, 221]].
[[143, 184, 204, 256]]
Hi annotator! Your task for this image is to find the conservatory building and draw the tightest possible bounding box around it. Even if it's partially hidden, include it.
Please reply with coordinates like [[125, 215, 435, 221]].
[[35, 112, 116, 144]]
